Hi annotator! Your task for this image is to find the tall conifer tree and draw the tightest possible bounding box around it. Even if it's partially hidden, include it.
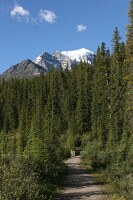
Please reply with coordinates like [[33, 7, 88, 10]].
[[91, 43, 110, 144], [125, 0, 133, 134], [109, 28, 126, 143]]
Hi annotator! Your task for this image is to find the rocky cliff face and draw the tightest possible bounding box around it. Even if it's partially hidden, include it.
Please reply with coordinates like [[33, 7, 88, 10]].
[[34, 52, 61, 71], [53, 51, 73, 70]]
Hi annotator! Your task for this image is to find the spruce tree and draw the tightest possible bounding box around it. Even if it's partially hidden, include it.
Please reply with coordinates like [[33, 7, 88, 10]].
[[125, 0, 133, 134], [109, 28, 126, 143], [91, 43, 110, 144], [76, 62, 92, 134]]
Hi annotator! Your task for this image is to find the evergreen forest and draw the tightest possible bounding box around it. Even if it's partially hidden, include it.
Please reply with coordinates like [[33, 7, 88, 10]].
[[0, 1, 133, 199]]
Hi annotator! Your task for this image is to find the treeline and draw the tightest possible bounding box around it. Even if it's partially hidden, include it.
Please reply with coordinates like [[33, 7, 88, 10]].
[[83, 1, 133, 199], [0, 63, 93, 199]]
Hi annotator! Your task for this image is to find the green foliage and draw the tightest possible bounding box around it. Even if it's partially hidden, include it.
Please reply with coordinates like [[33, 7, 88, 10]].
[[1, 156, 59, 200], [109, 27, 126, 143], [83, 19, 132, 199], [125, 0, 133, 134], [84, 140, 104, 169], [0, 2, 133, 198], [0, 63, 93, 199], [107, 161, 133, 200], [91, 43, 110, 144]]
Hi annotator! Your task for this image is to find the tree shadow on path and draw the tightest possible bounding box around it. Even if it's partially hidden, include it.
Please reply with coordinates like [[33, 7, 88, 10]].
[[57, 156, 107, 200]]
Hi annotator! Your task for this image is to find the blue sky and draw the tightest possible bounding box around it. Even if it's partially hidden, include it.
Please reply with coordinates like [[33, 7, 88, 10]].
[[0, 0, 129, 73]]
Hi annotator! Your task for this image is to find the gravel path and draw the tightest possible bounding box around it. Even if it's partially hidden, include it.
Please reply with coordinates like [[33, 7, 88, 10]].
[[58, 156, 107, 200]]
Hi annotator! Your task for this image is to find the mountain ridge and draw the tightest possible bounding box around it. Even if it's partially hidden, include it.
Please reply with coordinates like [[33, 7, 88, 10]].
[[0, 48, 94, 80], [0, 59, 45, 81]]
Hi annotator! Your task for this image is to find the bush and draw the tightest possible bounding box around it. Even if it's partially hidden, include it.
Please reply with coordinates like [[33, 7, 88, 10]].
[[83, 140, 109, 170], [107, 161, 133, 200], [1, 155, 63, 200]]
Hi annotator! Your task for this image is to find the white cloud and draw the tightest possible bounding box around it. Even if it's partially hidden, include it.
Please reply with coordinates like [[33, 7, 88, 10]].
[[10, 3, 57, 25], [39, 10, 57, 23], [77, 24, 87, 32], [11, 5, 30, 17]]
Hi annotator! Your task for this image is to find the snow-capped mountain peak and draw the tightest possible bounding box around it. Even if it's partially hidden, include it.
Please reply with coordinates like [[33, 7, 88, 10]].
[[61, 48, 94, 64], [34, 48, 94, 70]]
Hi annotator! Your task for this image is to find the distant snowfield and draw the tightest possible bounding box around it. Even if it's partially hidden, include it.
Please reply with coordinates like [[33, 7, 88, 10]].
[[61, 48, 94, 63]]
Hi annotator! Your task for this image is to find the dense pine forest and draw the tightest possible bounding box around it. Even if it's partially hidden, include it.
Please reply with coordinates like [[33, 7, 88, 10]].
[[0, 1, 133, 199]]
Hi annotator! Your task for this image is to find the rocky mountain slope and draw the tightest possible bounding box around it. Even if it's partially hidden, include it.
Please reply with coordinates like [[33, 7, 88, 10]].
[[0, 48, 94, 80], [34, 52, 61, 71], [0, 59, 45, 81]]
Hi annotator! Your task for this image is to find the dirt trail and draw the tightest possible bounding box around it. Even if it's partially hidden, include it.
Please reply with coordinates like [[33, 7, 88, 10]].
[[58, 156, 107, 200]]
